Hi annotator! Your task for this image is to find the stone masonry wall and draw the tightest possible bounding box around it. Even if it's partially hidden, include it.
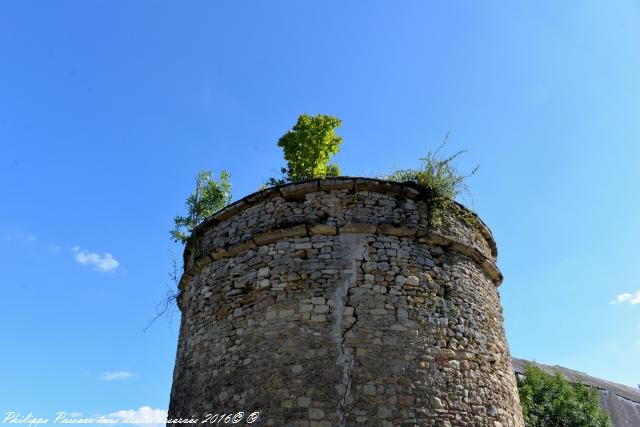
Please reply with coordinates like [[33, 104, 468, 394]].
[[168, 177, 524, 427]]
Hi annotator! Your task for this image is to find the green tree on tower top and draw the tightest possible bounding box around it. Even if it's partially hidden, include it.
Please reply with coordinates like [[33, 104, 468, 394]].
[[268, 113, 343, 185]]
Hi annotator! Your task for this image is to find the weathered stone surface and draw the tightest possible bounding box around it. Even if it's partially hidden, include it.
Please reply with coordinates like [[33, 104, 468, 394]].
[[308, 223, 338, 236], [377, 223, 416, 237], [319, 178, 354, 191], [280, 180, 320, 200], [339, 221, 377, 235], [253, 224, 308, 246], [168, 177, 523, 427]]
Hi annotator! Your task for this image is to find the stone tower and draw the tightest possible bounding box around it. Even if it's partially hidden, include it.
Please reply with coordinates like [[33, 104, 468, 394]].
[[168, 177, 524, 427]]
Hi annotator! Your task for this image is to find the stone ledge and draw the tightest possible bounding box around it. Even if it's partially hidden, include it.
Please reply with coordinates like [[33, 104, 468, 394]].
[[185, 177, 498, 260], [179, 221, 503, 298], [280, 181, 320, 201], [253, 224, 308, 246]]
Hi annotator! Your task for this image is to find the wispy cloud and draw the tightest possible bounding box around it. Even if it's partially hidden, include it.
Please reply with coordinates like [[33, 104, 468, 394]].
[[610, 290, 640, 305], [108, 406, 167, 427], [99, 371, 133, 381], [3, 232, 36, 243], [72, 246, 119, 272]]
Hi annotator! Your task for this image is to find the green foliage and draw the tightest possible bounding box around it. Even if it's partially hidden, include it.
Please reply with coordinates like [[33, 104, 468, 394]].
[[268, 113, 343, 185], [387, 135, 477, 202], [517, 364, 611, 427], [170, 169, 232, 244], [386, 135, 478, 226]]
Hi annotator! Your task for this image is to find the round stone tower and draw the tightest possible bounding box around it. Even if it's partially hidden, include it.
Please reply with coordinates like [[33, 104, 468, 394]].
[[168, 177, 524, 427]]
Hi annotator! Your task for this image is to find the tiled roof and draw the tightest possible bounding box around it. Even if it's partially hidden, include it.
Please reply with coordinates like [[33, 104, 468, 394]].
[[512, 358, 640, 427]]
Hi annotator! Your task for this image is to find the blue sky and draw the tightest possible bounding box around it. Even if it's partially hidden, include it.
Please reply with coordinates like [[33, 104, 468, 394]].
[[2, 0, 640, 420]]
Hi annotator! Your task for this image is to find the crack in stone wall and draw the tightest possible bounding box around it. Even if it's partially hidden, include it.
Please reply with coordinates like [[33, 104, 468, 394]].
[[333, 234, 368, 427]]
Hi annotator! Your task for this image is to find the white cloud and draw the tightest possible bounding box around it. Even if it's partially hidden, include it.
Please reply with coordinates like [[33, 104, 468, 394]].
[[3, 232, 36, 243], [69, 412, 83, 418], [108, 406, 167, 427], [73, 247, 119, 272], [611, 290, 640, 305], [100, 371, 133, 381]]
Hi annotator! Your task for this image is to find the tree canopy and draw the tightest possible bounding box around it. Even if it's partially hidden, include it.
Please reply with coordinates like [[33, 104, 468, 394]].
[[170, 169, 232, 244], [269, 113, 343, 184], [517, 364, 611, 427]]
